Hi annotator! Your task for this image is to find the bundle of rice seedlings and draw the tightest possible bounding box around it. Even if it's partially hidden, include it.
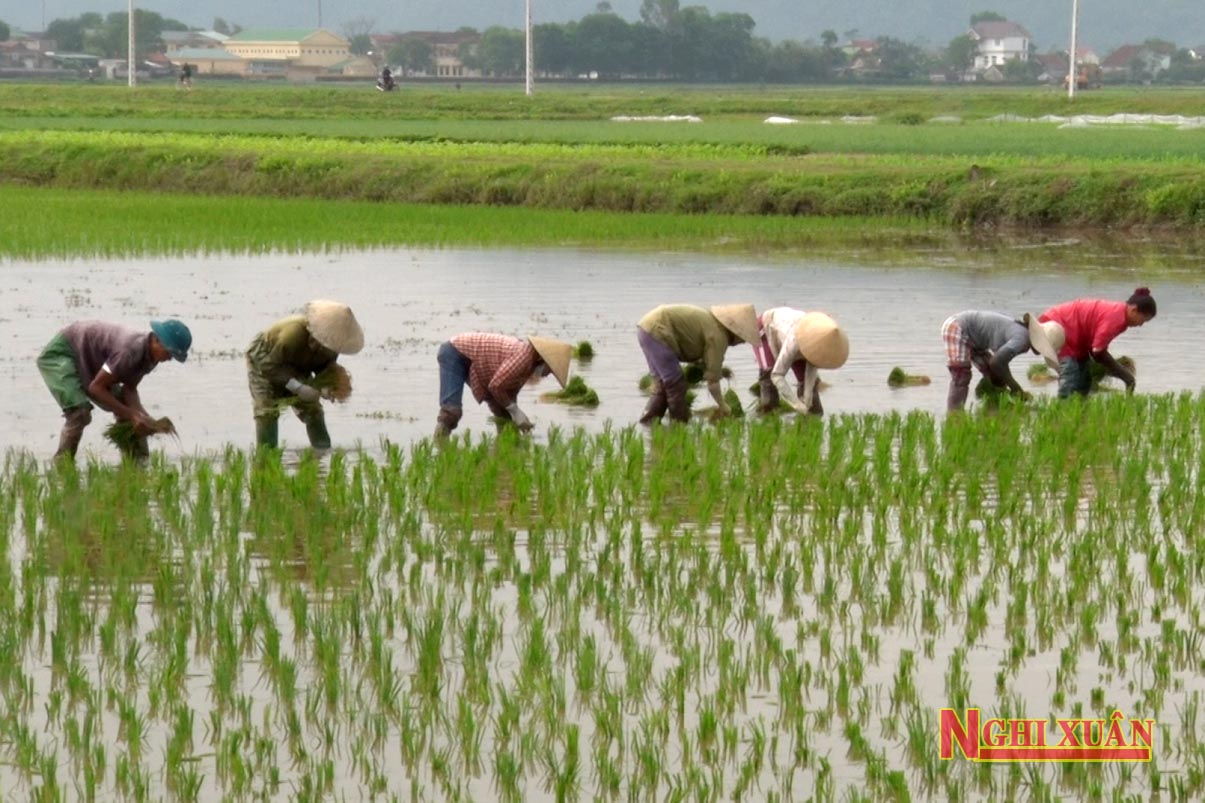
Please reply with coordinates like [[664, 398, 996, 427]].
[[311, 363, 353, 402], [887, 367, 930, 387], [541, 375, 600, 407], [573, 341, 595, 361], [104, 416, 177, 451]]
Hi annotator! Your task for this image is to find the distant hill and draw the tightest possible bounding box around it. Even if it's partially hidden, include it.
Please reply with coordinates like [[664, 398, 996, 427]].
[[10, 0, 1204, 55]]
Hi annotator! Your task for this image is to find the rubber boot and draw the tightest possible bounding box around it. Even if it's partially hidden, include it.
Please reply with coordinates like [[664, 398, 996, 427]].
[[55, 406, 92, 460], [639, 380, 669, 424], [304, 414, 332, 449], [799, 385, 824, 416], [435, 406, 462, 439], [255, 416, 279, 449], [947, 365, 972, 411], [664, 375, 691, 423], [758, 370, 780, 413]]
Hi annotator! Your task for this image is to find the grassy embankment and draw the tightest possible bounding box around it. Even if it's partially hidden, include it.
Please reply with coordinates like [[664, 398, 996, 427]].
[[1, 84, 1203, 257]]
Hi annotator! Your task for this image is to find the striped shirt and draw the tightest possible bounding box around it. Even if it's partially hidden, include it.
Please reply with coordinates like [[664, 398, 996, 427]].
[[450, 333, 537, 408]]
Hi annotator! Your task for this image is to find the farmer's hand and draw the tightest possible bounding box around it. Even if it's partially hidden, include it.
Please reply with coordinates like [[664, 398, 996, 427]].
[[1125, 378, 1136, 394], [131, 411, 157, 435], [506, 404, 534, 432], [286, 378, 321, 403], [1018, 390, 1033, 402]]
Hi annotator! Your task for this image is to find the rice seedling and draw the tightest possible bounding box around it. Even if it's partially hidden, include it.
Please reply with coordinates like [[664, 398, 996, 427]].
[[886, 366, 932, 389], [540, 375, 601, 408], [572, 341, 595, 361], [102, 417, 177, 452]]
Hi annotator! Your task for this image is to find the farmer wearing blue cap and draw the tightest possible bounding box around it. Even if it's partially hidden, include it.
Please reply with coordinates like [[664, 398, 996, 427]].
[[37, 319, 192, 460]]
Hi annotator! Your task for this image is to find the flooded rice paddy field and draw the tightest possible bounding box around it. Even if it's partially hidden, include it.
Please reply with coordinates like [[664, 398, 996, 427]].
[[2, 246, 1205, 459], [3, 247, 1205, 800]]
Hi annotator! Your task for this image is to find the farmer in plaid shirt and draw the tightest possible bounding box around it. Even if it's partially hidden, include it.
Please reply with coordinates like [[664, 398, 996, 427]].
[[941, 310, 1062, 411], [434, 333, 573, 438]]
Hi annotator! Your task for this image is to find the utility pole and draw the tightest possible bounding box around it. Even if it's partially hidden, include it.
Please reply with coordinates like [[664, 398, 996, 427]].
[[317, 0, 323, 28], [1067, 0, 1079, 100], [128, 0, 137, 87], [525, 0, 534, 96]]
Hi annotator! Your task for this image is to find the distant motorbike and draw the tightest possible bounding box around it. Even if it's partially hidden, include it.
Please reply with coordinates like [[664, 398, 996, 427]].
[[376, 73, 396, 92]]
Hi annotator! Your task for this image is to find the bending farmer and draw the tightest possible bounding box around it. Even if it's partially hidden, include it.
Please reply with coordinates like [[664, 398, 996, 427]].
[[37, 318, 192, 460], [637, 304, 759, 424], [753, 308, 848, 416], [247, 300, 363, 448], [1038, 288, 1156, 399], [942, 310, 1063, 411], [434, 333, 572, 437]]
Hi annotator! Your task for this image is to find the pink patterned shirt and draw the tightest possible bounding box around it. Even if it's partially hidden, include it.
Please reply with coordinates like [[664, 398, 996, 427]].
[[450, 333, 537, 407]]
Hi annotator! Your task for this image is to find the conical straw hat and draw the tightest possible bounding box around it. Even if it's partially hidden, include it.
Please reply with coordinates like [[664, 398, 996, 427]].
[[1025, 313, 1064, 373], [303, 300, 364, 355], [710, 303, 759, 344], [793, 312, 849, 370], [528, 336, 573, 388]]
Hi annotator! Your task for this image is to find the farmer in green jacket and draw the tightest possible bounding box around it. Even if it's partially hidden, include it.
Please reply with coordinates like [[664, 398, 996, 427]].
[[246, 300, 363, 449], [37, 318, 192, 460], [637, 303, 759, 423]]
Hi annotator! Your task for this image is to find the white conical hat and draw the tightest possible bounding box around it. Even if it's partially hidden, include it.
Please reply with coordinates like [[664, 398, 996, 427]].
[[303, 300, 364, 355], [528, 336, 573, 388], [1025, 313, 1064, 373], [710, 303, 759, 344], [793, 312, 849, 370]]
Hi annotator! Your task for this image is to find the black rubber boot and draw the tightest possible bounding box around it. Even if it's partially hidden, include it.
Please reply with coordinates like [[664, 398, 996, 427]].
[[639, 380, 669, 424], [664, 375, 691, 423], [758, 370, 780, 413], [255, 417, 279, 448], [55, 406, 92, 460], [435, 406, 463, 439], [947, 365, 973, 411]]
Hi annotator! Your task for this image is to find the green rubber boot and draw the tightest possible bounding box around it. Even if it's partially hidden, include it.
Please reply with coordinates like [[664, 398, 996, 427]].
[[255, 417, 279, 448], [304, 415, 332, 449]]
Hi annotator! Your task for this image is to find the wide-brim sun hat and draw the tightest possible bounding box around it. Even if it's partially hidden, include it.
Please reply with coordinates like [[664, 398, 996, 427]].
[[1025, 313, 1064, 373], [528, 336, 573, 388], [304, 300, 364, 355], [710, 303, 759, 344], [150, 319, 192, 362], [794, 312, 849, 370]]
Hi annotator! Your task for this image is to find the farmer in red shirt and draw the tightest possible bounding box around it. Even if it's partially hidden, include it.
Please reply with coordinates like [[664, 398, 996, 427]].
[[1038, 287, 1156, 398]]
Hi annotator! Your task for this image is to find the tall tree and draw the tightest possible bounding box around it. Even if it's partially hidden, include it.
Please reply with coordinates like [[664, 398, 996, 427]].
[[0, 21, 10, 42], [467, 26, 524, 76], [389, 36, 434, 76], [212, 18, 241, 36], [945, 34, 978, 72], [342, 16, 375, 54], [821, 30, 838, 49], [533, 23, 572, 76], [639, 0, 679, 30], [969, 11, 1006, 26]]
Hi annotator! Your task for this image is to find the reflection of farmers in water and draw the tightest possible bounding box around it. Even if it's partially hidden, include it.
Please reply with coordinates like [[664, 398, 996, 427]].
[[637, 303, 759, 424], [753, 308, 848, 416], [434, 333, 572, 438], [246, 300, 363, 449], [1039, 288, 1156, 399], [37, 319, 192, 460], [942, 311, 1063, 411]]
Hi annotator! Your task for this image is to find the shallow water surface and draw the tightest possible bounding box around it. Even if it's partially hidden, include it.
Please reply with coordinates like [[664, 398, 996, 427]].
[[2, 246, 1199, 458]]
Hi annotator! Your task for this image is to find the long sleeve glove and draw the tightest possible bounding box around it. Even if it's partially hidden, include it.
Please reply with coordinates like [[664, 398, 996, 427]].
[[505, 403, 533, 431], [286, 378, 321, 403]]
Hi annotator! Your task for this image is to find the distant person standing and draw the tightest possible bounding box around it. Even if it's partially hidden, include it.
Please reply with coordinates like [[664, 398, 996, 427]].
[[1039, 288, 1156, 398], [178, 62, 193, 90]]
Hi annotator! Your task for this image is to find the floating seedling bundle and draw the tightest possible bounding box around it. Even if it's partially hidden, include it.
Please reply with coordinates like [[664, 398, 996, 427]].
[[541, 375, 601, 407]]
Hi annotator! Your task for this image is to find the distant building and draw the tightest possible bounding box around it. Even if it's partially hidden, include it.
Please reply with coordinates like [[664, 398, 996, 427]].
[[0, 40, 57, 70], [222, 28, 351, 76], [969, 21, 1030, 71], [169, 47, 246, 76], [161, 30, 228, 55], [1101, 43, 1174, 79], [371, 31, 481, 78]]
